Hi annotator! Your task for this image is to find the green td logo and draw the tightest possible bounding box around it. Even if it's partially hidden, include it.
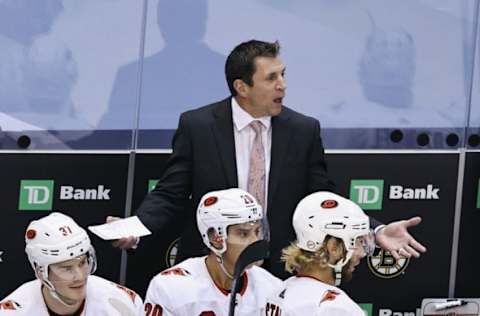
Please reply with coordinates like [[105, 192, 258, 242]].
[[477, 179, 480, 209], [148, 179, 159, 192], [350, 179, 384, 210], [359, 303, 373, 316], [19, 180, 54, 211]]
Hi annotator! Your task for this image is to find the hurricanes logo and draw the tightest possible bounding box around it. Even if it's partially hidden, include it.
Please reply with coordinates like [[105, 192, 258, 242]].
[[367, 248, 409, 278], [165, 238, 180, 268], [0, 300, 21, 310], [320, 290, 339, 303], [204, 196, 218, 206], [26, 229, 37, 240], [321, 199, 338, 209]]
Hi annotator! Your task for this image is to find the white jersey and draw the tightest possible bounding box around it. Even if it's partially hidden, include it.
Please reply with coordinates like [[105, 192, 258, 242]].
[[265, 275, 364, 316], [0, 275, 144, 315], [145, 256, 282, 316]]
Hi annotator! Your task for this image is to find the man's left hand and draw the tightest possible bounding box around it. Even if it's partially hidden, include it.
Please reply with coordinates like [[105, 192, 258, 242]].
[[375, 216, 427, 260]]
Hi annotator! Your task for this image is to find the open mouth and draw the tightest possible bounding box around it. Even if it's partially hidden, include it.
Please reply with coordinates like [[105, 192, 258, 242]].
[[273, 97, 283, 104]]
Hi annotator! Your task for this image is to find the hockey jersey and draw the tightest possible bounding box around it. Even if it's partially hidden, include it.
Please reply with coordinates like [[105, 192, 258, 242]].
[[265, 275, 365, 316], [0, 275, 144, 315], [145, 256, 282, 316]]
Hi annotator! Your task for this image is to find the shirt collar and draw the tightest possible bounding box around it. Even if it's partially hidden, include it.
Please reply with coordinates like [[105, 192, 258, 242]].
[[231, 97, 271, 132]]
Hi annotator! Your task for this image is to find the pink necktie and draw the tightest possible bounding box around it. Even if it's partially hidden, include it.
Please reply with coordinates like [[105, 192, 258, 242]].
[[247, 120, 266, 209]]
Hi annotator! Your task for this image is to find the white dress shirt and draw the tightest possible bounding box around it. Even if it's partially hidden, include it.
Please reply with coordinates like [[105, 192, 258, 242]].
[[231, 97, 271, 212]]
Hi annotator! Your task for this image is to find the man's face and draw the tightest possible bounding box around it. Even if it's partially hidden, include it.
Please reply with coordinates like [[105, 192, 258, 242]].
[[48, 254, 90, 304], [223, 221, 264, 269], [243, 56, 286, 117]]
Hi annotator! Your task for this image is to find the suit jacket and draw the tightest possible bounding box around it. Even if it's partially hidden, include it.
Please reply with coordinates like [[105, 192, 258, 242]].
[[137, 97, 372, 278]]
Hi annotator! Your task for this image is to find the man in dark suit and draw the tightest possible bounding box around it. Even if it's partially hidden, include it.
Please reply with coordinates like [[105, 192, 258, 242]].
[[112, 40, 425, 278]]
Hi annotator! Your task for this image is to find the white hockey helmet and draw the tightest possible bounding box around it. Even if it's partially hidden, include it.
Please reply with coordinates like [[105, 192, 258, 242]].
[[25, 212, 96, 285], [293, 191, 374, 282], [197, 188, 264, 257]]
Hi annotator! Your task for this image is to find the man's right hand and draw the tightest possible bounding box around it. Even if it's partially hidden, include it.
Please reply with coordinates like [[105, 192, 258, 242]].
[[106, 216, 139, 250]]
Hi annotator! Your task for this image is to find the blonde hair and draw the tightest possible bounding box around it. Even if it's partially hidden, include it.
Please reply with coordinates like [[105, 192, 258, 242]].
[[281, 237, 344, 274]]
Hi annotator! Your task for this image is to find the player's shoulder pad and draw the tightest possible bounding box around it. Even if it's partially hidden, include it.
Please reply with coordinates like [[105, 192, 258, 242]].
[[0, 280, 39, 312], [249, 265, 282, 286], [147, 266, 194, 297], [113, 283, 140, 304], [90, 276, 140, 304], [148, 266, 194, 296], [159, 267, 191, 277]]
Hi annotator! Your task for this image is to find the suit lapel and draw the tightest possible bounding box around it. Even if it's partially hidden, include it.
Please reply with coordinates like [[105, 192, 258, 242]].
[[212, 98, 238, 187], [268, 109, 292, 210]]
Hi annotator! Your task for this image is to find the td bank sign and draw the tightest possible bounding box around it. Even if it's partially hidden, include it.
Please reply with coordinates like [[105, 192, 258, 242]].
[[350, 179, 440, 210], [19, 180, 111, 211], [477, 179, 480, 209]]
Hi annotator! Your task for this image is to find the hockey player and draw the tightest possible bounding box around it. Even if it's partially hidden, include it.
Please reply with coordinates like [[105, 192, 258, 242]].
[[144, 188, 282, 315], [265, 191, 376, 316], [0, 212, 144, 315]]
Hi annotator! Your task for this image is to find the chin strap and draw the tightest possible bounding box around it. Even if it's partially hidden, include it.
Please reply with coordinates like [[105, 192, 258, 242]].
[[49, 289, 78, 307], [42, 280, 79, 307], [216, 255, 234, 279], [328, 251, 353, 286], [327, 261, 344, 286], [333, 265, 343, 286]]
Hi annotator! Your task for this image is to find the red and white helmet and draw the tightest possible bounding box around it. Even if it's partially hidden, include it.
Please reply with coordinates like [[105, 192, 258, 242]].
[[25, 212, 96, 285], [293, 191, 374, 284], [197, 188, 264, 257]]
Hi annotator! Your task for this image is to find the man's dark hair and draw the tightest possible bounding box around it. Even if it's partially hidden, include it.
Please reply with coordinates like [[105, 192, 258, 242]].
[[225, 40, 280, 96]]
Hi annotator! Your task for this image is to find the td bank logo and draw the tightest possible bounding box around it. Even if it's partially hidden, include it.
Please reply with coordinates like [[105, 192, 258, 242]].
[[477, 179, 480, 209], [350, 180, 384, 210], [19, 180, 111, 211], [19, 180, 54, 210], [359, 303, 373, 316], [148, 179, 159, 192]]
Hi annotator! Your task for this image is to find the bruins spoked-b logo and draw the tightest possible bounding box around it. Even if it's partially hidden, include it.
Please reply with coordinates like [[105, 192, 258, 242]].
[[367, 248, 410, 278], [165, 238, 180, 268]]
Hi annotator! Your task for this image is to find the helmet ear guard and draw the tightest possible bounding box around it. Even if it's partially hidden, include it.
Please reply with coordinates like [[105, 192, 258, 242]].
[[206, 227, 226, 253]]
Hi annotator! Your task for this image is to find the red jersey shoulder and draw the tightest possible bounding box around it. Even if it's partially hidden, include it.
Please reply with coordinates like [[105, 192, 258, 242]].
[[160, 267, 191, 277], [114, 284, 139, 303], [0, 300, 21, 310], [320, 289, 341, 303], [104, 278, 139, 304]]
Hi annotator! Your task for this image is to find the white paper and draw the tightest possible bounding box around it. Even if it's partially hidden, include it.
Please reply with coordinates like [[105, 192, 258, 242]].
[[88, 216, 151, 240]]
